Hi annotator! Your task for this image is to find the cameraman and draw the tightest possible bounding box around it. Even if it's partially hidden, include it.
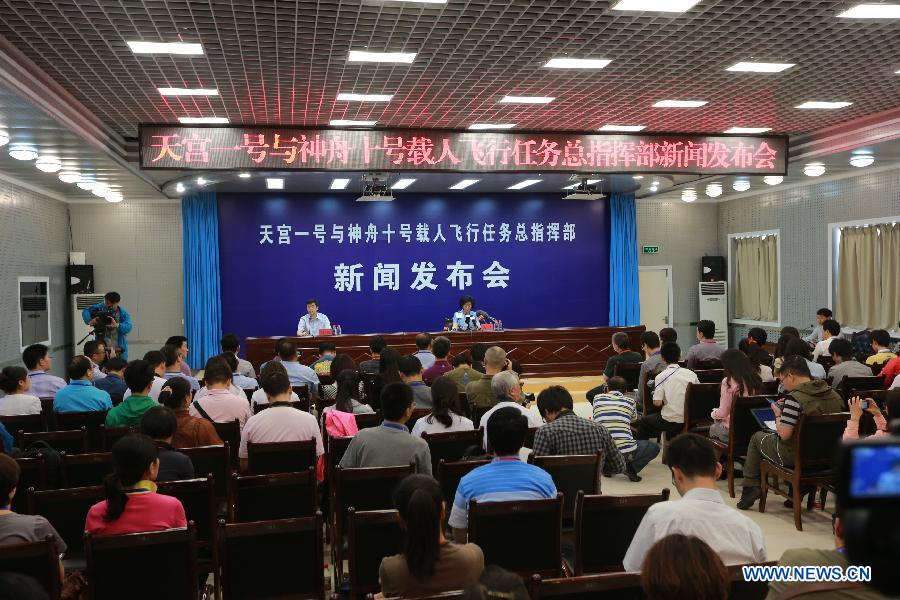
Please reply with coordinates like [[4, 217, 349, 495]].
[[81, 291, 133, 359]]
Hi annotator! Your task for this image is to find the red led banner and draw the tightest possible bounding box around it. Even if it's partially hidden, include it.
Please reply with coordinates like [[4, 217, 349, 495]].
[[139, 126, 788, 175]]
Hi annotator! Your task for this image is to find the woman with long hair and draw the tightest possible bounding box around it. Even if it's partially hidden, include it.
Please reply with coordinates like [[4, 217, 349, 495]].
[[372, 347, 402, 408], [320, 354, 362, 402], [737, 339, 775, 382], [710, 349, 763, 443], [641, 534, 729, 600], [322, 368, 374, 438], [85, 434, 186, 536], [411, 375, 474, 437], [379, 474, 483, 597]]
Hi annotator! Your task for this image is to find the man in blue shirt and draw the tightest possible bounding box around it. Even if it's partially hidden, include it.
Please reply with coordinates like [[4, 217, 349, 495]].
[[83, 340, 108, 382], [448, 406, 557, 542], [278, 340, 320, 393], [22, 344, 66, 399], [296, 298, 331, 337], [95, 357, 129, 396], [81, 291, 133, 359], [221, 353, 258, 390], [54, 356, 113, 413], [413, 333, 436, 370]]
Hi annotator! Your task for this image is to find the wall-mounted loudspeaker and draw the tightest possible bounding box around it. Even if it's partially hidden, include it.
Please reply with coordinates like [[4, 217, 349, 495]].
[[701, 256, 726, 282], [67, 265, 94, 294]]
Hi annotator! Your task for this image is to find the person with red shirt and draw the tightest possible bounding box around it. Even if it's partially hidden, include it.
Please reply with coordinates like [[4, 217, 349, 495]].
[[880, 354, 900, 389], [423, 337, 454, 384]]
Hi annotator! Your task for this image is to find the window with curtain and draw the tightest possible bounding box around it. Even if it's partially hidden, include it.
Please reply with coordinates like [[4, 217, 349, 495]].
[[732, 233, 779, 323], [837, 222, 900, 330]]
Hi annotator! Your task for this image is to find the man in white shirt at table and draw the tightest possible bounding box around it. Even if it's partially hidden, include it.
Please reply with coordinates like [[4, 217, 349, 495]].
[[296, 298, 331, 337], [622, 433, 766, 571]]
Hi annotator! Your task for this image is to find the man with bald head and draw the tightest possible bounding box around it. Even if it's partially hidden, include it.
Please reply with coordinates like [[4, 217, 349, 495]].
[[465, 346, 508, 408]]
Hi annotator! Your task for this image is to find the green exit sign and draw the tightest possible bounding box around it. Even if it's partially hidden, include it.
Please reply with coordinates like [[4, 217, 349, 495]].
[[643, 246, 660, 254]]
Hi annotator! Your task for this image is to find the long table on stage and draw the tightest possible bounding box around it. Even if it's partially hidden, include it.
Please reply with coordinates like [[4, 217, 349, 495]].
[[245, 326, 645, 378]]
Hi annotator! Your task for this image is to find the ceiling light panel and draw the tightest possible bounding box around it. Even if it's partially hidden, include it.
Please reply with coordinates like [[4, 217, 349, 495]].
[[468, 124, 516, 130], [330, 120, 378, 127], [127, 41, 203, 55], [158, 87, 219, 96], [726, 62, 795, 73], [266, 178, 284, 190], [391, 178, 417, 190], [450, 179, 480, 190], [348, 50, 416, 63], [337, 93, 394, 102], [508, 179, 541, 190], [178, 117, 229, 124], [653, 100, 708, 108], [330, 178, 351, 190], [837, 4, 900, 18], [724, 127, 772, 134], [612, 0, 701, 12], [543, 58, 612, 69], [599, 125, 646, 132], [795, 101, 852, 109], [499, 96, 555, 104]]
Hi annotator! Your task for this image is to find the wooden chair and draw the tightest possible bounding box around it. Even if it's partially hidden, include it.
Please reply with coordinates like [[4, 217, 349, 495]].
[[423, 429, 484, 475], [531, 572, 643, 599], [157, 477, 219, 596], [354, 411, 381, 430], [220, 514, 325, 600], [39, 398, 56, 429], [437, 459, 490, 510], [709, 395, 771, 497], [291, 385, 312, 412], [17, 428, 88, 456], [838, 376, 884, 402], [816, 356, 836, 374], [761, 380, 780, 396], [642, 379, 660, 417], [0, 413, 45, 436], [729, 562, 776, 600], [363, 593, 465, 600], [469, 402, 490, 427], [252, 400, 308, 415], [406, 408, 431, 433], [694, 368, 725, 384], [243, 388, 254, 403], [55, 411, 108, 451], [760, 413, 850, 531], [694, 358, 723, 370], [99, 425, 137, 451], [0, 536, 62, 599], [246, 440, 317, 475], [180, 444, 230, 498], [12, 457, 47, 513], [85, 523, 199, 600], [468, 495, 563, 578], [612, 362, 643, 391], [27, 485, 105, 557], [212, 420, 241, 468], [230, 468, 318, 522], [682, 382, 720, 435], [346, 509, 403, 600], [361, 373, 378, 406], [573, 489, 671, 575], [530, 453, 602, 520], [326, 436, 354, 480], [109, 393, 124, 407], [62, 452, 113, 488], [524, 427, 539, 450]]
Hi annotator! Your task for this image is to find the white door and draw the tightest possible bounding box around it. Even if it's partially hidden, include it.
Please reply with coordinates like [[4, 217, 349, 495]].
[[639, 267, 672, 332]]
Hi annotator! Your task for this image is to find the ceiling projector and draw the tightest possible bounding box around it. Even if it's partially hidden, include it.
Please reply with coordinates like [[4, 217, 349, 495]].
[[356, 172, 394, 201], [563, 178, 605, 200]]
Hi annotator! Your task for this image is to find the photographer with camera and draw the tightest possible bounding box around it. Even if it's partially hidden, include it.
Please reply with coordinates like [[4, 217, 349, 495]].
[[81, 291, 133, 359]]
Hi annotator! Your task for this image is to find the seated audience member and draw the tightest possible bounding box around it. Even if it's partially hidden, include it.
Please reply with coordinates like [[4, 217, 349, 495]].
[[238, 370, 324, 476], [413, 333, 436, 370], [129, 350, 168, 401], [340, 382, 432, 474], [634, 331, 665, 410], [372, 347, 403, 406], [326, 365, 373, 415], [22, 343, 66, 399], [380, 474, 484, 597], [781, 337, 827, 380], [812, 319, 842, 362], [221, 333, 256, 378], [738, 356, 844, 509], [140, 406, 194, 481], [623, 434, 766, 571], [640, 534, 730, 600], [470, 343, 488, 374], [636, 343, 699, 442], [592, 377, 659, 478], [54, 356, 112, 413], [866, 329, 897, 366], [188, 356, 252, 430], [105, 360, 157, 427], [359, 335, 386, 374], [85, 434, 187, 536], [461, 566, 530, 600], [221, 352, 258, 390], [250, 362, 302, 406], [320, 354, 360, 401], [449, 407, 557, 542], [478, 371, 543, 450], [0, 422, 12, 455], [534, 385, 628, 478], [843, 392, 899, 440], [685, 320, 724, 369], [310, 342, 336, 375], [94, 357, 129, 396], [465, 346, 507, 409], [399, 355, 433, 410], [828, 338, 874, 389], [603, 331, 643, 381], [739, 340, 775, 382], [162, 344, 200, 391], [423, 337, 453, 384], [258, 337, 287, 373], [0, 366, 41, 416], [83, 340, 108, 382], [659, 327, 678, 345], [747, 326, 768, 348], [411, 376, 474, 437], [709, 349, 763, 443], [881, 353, 900, 389], [157, 377, 222, 448], [802, 308, 833, 345], [277, 339, 320, 393], [445, 353, 483, 392], [165, 335, 193, 376], [323, 369, 373, 438]]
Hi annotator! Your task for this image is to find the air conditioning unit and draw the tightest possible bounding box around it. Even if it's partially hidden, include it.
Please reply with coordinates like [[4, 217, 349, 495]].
[[72, 294, 104, 357], [698, 282, 728, 346]]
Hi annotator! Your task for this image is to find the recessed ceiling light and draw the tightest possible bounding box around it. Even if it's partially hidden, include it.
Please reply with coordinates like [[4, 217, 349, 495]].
[[178, 117, 229, 124], [348, 50, 416, 64], [330, 178, 351, 190], [724, 127, 772, 134], [599, 124, 646, 132], [105, 191, 123, 203], [77, 178, 96, 191], [507, 179, 541, 190], [563, 179, 601, 190], [158, 87, 219, 96], [377, 0, 446, 3], [681, 188, 698, 202], [649, 186, 659, 192], [197, 177, 207, 185], [732, 179, 751, 192], [763, 175, 784, 185], [266, 178, 284, 190], [92, 182, 110, 198], [795, 101, 852, 109], [238, 173, 251, 178], [499, 96, 555, 104], [726, 62, 796, 73], [35, 156, 62, 173], [611, 0, 701, 12], [127, 41, 204, 55], [337, 93, 394, 102], [58, 171, 81, 183], [803, 163, 826, 177], [706, 183, 723, 198], [0, 131, 8, 147], [632, 176, 644, 180], [8, 146, 37, 161], [175, 182, 185, 193], [849, 154, 875, 168], [468, 123, 516, 130], [543, 58, 612, 69], [838, 4, 900, 18], [450, 179, 480, 190], [329, 119, 378, 127], [653, 100, 708, 108], [391, 178, 417, 190]]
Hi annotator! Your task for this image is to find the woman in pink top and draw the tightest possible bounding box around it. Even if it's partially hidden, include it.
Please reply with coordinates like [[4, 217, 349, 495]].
[[709, 349, 763, 443], [85, 434, 186, 537], [843, 392, 899, 440], [323, 369, 369, 438]]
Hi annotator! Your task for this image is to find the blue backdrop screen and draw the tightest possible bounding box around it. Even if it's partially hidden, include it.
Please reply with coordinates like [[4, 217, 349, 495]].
[[217, 193, 610, 337]]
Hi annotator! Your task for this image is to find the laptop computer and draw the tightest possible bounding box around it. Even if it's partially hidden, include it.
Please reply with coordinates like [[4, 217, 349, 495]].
[[750, 407, 777, 432]]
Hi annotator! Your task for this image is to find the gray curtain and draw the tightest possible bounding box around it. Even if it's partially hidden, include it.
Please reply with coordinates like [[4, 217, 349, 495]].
[[734, 235, 779, 322], [838, 223, 900, 329]]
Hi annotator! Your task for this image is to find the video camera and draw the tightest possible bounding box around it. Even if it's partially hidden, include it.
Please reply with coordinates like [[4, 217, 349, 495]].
[[90, 307, 116, 328]]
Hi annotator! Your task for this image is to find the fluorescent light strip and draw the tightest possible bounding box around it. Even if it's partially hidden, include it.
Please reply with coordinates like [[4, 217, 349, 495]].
[[348, 50, 416, 64], [159, 87, 219, 96], [329, 119, 378, 127], [266, 178, 284, 190], [330, 178, 351, 190], [563, 179, 601, 190], [238, 173, 251, 178], [499, 96, 555, 104], [599, 124, 646, 132], [450, 179, 480, 190], [653, 100, 707, 108], [724, 127, 772, 134], [391, 178, 417, 190], [337, 93, 394, 102], [468, 123, 516, 130], [726, 61, 795, 73], [544, 58, 611, 69], [381, 0, 446, 3], [178, 117, 229, 124], [838, 4, 900, 18], [611, 0, 701, 12], [127, 41, 203, 55], [507, 179, 541, 190], [795, 101, 852, 109]]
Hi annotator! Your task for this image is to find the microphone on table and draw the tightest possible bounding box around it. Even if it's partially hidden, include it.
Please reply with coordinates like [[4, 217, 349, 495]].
[[476, 310, 498, 324]]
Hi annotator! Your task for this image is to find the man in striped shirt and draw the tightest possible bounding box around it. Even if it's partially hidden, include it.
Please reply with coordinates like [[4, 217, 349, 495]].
[[592, 377, 660, 480]]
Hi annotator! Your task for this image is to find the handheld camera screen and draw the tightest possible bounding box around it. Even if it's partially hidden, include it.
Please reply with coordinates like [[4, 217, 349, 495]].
[[849, 445, 900, 499]]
